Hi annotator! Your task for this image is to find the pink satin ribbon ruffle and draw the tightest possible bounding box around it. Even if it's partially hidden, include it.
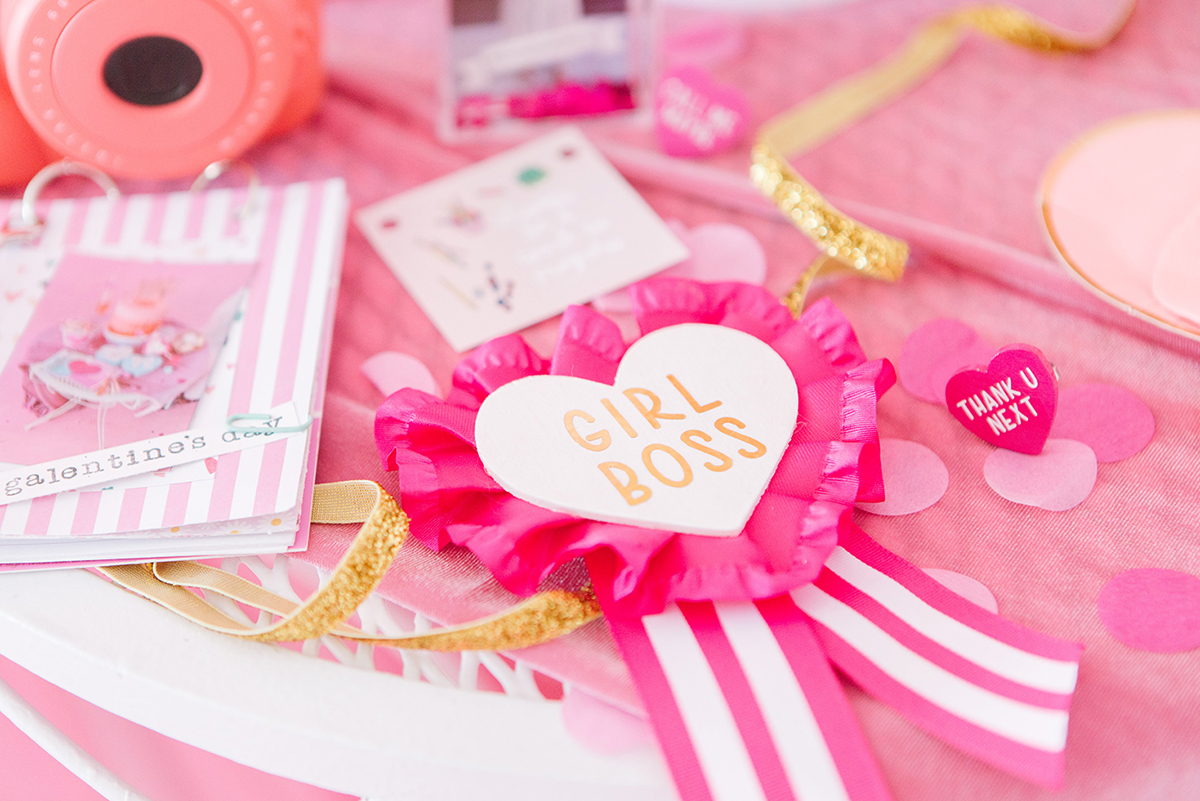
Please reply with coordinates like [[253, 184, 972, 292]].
[[375, 278, 893, 616]]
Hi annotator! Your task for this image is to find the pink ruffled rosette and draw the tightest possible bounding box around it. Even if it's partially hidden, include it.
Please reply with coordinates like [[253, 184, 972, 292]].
[[375, 279, 894, 616]]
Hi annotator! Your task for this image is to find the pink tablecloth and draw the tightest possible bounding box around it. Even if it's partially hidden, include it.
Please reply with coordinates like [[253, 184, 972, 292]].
[[6, 0, 1200, 798]]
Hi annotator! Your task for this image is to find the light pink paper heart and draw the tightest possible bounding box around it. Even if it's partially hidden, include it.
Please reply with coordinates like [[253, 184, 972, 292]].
[[361, 351, 441, 398], [922, 568, 999, 614], [561, 690, 654, 754], [1049, 383, 1155, 463], [655, 66, 749, 158], [592, 221, 765, 313], [983, 439, 1097, 511], [855, 438, 948, 516], [945, 345, 1058, 454], [896, 318, 993, 404]]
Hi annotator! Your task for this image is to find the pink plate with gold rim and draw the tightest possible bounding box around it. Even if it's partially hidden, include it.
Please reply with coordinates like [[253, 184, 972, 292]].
[[1039, 110, 1200, 342]]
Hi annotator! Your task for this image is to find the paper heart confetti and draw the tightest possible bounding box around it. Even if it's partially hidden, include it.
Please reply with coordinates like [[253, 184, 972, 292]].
[[561, 689, 655, 754], [592, 221, 767, 313], [361, 351, 441, 398], [983, 439, 1097, 511], [475, 323, 798, 537], [654, 66, 749, 158], [922, 568, 999, 614], [896, 318, 995, 404], [945, 345, 1058, 454], [855, 438, 948, 516], [1098, 568, 1200, 653]]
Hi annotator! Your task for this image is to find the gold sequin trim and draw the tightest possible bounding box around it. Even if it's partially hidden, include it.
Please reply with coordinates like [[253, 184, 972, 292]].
[[751, 144, 909, 281]]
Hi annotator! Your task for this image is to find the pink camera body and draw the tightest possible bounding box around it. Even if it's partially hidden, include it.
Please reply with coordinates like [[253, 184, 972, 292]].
[[0, 0, 322, 184]]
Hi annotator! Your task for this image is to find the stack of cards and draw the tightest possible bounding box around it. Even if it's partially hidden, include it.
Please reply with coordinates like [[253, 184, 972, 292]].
[[0, 179, 348, 568]]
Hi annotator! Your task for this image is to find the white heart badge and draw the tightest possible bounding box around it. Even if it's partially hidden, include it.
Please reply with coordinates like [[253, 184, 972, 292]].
[[475, 324, 799, 537]]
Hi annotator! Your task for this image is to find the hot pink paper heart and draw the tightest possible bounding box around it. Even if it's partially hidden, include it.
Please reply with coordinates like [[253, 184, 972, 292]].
[[655, 66, 749, 158], [945, 345, 1058, 455]]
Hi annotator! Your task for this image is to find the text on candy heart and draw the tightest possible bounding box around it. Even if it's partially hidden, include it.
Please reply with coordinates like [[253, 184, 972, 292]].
[[658, 77, 743, 151], [952, 368, 1043, 436], [563, 373, 769, 506]]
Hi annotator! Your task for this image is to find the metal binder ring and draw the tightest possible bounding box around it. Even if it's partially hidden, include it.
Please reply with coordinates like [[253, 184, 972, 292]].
[[5, 160, 120, 241], [190, 159, 262, 220]]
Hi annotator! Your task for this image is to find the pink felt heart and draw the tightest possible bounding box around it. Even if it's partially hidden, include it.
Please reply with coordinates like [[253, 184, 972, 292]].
[[944, 345, 1058, 454], [204, 457, 217, 475], [654, 66, 749, 158]]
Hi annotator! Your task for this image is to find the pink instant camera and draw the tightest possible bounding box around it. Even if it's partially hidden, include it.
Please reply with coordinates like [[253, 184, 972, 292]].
[[0, 0, 323, 185]]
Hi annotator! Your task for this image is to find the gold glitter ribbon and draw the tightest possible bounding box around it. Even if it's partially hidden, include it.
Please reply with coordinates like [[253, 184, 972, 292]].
[[754, 3, 1135, 314], [100, 481, 601, 651]]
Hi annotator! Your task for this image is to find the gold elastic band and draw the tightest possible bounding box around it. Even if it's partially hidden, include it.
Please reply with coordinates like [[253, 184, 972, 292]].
[[755, 3, 1133, 312], [100, 481, 601, 651]]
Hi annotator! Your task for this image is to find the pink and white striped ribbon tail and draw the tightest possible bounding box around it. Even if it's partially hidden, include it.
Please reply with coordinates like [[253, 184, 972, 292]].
[[796, 526, 1083, 788], [596, 527, 1082, 800], [603, 596, 892, 801]]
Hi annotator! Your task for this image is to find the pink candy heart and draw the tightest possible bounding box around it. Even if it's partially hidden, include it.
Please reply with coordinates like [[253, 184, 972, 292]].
[[654, 66, 749, 158], [945, 345, 1058, 455]]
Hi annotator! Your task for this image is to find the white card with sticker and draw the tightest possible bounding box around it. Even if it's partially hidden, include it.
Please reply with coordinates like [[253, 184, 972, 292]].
[[356, 126, 689, 352]]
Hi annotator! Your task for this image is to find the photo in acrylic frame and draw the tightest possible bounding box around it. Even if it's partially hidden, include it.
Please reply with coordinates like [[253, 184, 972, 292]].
[[440, 0, 656, 139]]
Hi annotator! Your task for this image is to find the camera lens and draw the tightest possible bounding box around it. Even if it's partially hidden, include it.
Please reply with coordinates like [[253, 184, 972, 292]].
[[103, 36, 203, 107]]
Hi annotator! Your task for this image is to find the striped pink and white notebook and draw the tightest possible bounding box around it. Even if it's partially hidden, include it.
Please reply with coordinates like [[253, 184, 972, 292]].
[[0, 179, 348, 566]]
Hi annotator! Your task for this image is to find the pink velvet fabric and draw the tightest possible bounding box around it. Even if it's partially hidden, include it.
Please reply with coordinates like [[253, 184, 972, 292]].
[[374, 281, 892, 616], [6, 0, 1200, 798]]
